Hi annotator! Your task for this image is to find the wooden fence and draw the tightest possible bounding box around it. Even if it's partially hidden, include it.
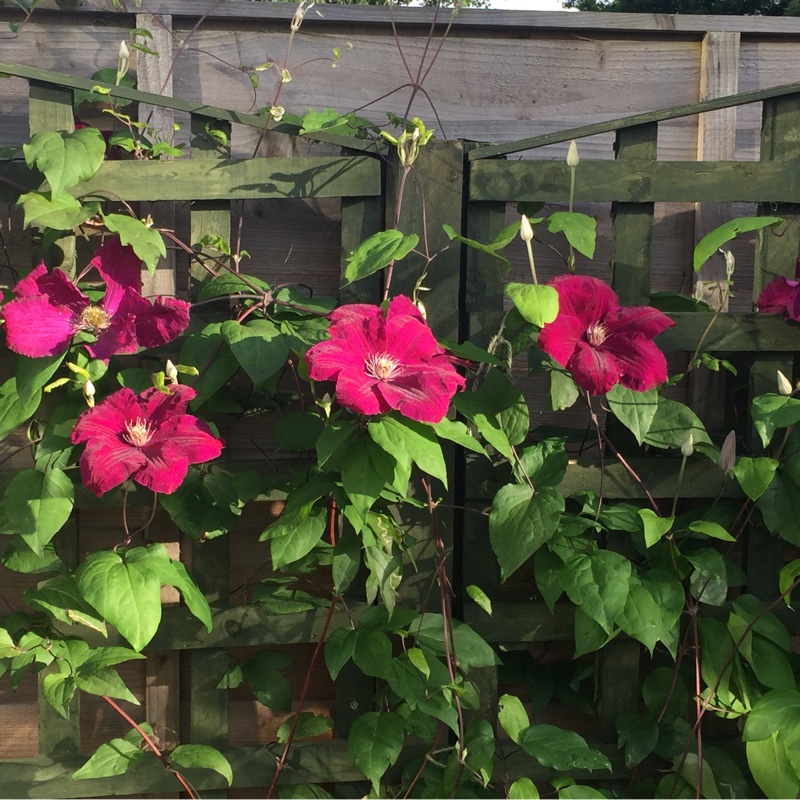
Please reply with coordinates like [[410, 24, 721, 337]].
[[2, 2, 800, 796]]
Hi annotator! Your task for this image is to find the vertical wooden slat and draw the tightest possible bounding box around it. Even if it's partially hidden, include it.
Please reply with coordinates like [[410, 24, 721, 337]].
[[747, 94, 800, 602], [28, 81, 81, 761], [601, 123, 658, 740], [691, 32, 741, 431], [187, 116, 231, 793]]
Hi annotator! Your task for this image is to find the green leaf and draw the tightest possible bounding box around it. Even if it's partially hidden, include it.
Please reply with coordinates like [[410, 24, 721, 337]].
[[3, 538, 62, 574], [466, 584, 492, 616], [261, 504, 327, 571], [277, 712, 333, 743], [0, 377, 41, 442], [179, 323, 239, 410], [759, 470, 800, 546], [5, 468, 74, 556], [751, 394, 800, 448], [72, 737, 145, 780], [732, 456, 779, 501], [406, 647, 430, 680], [348, 711, 405, 793], [694, 216, 782, 272], [616, 582, 662, 654], [75, 662, 139, 704], [689, 520, 735, 542], [75, 548, 164, 652], [509, 778, 539, 799], [562, 550, 631, 634], [520, 725, 611, 771], [429, 418, 487, 456], [244, 652, 292, 711], [156, 559, 213, 633], [644, 398, 712, 450], [687, 550, 728, 606], [340, 437, 396, 519], [275, 411, 324, 452], [344, 230, 418, 285], [505, 283, 559, 327], [42, 670, 76, 718], [638, 509, 674, 548], [353, 628, 393, 679], [368, 415, 447, 486], [743, 689, 800, 742], [616, 712, 658, 768], [413, 613, 499, 671], [489, 485, 564, 581], [573, 606, 614, 657], [219, 319, 288, 386], [442, 223, 511, 266], [643, 667, 689, 720], [197, 271, 270, 301], [24, 574, 107, 635], [747, 734, 800, 800], [546, 211, 596, 258], [23, 128, 106, 196], [16, 352, 66, 407], [606, 385, 658, 444], [498, 693, 530, 744], [170, 744, 233, 786], [20, 191, 98, 230], [325, 627, 357, 680], [103, 213, 166, 273], [549, 370, 579, 411]]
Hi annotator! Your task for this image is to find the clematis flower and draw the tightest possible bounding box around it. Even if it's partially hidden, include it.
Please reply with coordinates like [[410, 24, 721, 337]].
[[71, 384, 223, 496], [305, 295, 465, 423], [2, 237, 190, 360], [756, 275, 800, 321], [538, 275, 674, 396]]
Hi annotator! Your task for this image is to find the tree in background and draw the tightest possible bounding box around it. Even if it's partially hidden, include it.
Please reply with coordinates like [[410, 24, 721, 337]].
[[563, 0, 800, 13]]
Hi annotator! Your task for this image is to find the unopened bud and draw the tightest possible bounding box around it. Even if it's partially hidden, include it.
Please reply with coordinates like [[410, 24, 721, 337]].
[[83, 379, 96, 408], [719, 430, 736, 474], [269, 106, 285, 123], [680, 433, 694, 458], [116, 41, 130, 84], [318, 392, 333, 420], [165, 360, 178, 384], [566, 140, 580, 168], [778, 370, 794, 396], [520, 214, 534, 243]]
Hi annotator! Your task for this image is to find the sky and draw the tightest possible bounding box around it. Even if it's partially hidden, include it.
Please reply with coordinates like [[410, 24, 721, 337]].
[[487, 0, 572, 8]]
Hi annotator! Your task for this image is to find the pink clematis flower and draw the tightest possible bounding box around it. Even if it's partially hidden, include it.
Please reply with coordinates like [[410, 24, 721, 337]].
[[538, 275, 674, 396], [305, 295, 465, 423], [2, 236, 190, 360], [756, 275, 800, 321], [71, 384, 223, 496]]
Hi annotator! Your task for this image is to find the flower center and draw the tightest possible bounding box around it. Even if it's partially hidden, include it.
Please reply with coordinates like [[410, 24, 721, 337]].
[[123, 417, 154, 447], [364, 352, 400, 381], [79, 305, 112, 334], [585, 322, 608, 347]]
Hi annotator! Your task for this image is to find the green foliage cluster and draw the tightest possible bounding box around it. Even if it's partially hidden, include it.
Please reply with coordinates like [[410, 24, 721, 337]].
[[564, 0, 800, 15]]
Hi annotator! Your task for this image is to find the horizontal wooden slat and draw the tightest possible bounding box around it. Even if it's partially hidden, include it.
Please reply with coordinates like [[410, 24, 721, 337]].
[[471, 159, 800, 202], [72, 156, 380, 202], [12, 1, 800, 34], [659, 312, 800, 352]]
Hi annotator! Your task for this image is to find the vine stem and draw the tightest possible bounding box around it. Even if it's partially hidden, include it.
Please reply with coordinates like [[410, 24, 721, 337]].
[[265, 499, 339, 799], [101, 695, 198, 799]]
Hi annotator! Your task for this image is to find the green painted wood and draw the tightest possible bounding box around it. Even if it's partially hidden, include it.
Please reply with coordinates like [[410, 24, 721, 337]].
[[188, 116, 231, 774], [470, 85, 800, 159], [466, 456, 742, 502], [0, 61, 379, 153], [467, 601, 575, 642], [610, 123, 657, 305], [656, 312, 800, 352], [339, 195, 384, 304], [75, 155, 381, 203], [470, 158, 800, 203]]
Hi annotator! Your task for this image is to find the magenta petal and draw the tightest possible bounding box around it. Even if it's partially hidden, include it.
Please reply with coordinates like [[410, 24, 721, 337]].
[[334, 369, 391, 416], [537, 313, 585, 367], [133, 296, 191, 347], [550, 275, 619, 329], [86, 315, 139, 360], [78, 435, 147, 496], [381, 371, 462, 423], [3, 295, 81, 357], [605, 305, 675, 339], [604, 334, 669, 392], [134, 441, 190, 494], [757, 277, 799, 316], [306, 339, 354, 382], [568, 341, 622, 395], [72, 388, 139, 444], [154, 415, 223, 464], [328, 303, 382, 328], [90, 237, 143, 313], [386, 295, 426, 324], [140, 384, 195, 425]]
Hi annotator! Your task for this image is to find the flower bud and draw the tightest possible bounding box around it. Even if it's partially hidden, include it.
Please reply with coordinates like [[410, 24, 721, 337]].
[[719, 430, 736, 474], [116, 41, 130, 84], [83, 379, 96, 408], [778, 370, 794, 396], [165, 360, 178, 384], [680, 433, 694, 458], [566, 140, 580, 168], [520, 214, 534, 243]]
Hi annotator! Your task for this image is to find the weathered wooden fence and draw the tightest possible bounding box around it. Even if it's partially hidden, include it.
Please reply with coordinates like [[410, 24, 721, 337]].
[[2, 2, 800, 796]]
